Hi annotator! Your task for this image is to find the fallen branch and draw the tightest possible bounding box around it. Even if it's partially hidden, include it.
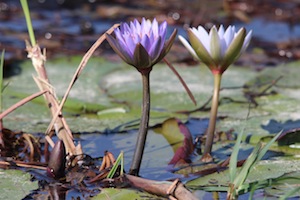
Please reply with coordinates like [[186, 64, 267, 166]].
[[0, 160, 47, 170], [125, 174, 198, 200]]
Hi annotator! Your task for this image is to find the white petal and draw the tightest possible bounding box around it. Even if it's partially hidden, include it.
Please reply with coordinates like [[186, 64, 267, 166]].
[[178, 35, 199, 60], [192, 26, 210, 53], [218, 25, 228, 56], [223, 26, 235, 47], [241, 30, 252, 52], [218, 25, 225, 37], [209, 26, 222, 62]]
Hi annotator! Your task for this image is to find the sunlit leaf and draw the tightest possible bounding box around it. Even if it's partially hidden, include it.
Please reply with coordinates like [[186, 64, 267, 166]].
[[154, 118, 194, 165], [186, 158, 300, 195], [0, 169, 38, 199], [92, 188, 163, 200]]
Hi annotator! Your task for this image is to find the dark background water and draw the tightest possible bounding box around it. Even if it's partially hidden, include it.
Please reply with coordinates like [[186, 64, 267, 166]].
[[1, 0, 300, 68]]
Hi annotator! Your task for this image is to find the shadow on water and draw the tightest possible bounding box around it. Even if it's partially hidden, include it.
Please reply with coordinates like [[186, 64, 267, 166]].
[[261, 119, 300, 134], [3, 60, 22, 78]]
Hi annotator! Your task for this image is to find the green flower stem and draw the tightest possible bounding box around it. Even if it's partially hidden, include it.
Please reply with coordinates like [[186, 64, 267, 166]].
[[129, 68, 152, 176], [203, 72, 222, 157]]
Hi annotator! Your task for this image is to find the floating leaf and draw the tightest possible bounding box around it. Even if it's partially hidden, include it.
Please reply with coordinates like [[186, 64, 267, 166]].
[[154, 118, 194, 165], [186, 158, 300, 194], [0, 169, 38, 199], [92, 188, 162, 200]]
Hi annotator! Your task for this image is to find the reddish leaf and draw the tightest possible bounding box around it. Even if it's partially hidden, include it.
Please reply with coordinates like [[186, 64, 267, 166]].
[[158, 118, 194, 165]]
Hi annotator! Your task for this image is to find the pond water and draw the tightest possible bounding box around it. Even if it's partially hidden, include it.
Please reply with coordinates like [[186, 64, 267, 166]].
[[236, 17, 298, 43], [1, 0, 300, 62], [2, 0, 300, 199]]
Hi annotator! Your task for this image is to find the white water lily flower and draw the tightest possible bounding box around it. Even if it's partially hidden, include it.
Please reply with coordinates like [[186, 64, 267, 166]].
[[179, 25, 252, 74]]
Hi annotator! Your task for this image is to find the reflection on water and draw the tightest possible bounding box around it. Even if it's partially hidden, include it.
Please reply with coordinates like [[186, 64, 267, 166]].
[[236, 17, 299, 43]]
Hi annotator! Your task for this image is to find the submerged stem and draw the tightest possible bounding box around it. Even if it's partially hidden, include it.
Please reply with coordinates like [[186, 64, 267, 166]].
[[129, 68, 151, 176], [203, 72, 222, 159]]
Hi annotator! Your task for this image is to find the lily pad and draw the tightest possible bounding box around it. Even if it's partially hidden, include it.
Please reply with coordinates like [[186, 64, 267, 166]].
[[92, 188, 163, 200], [205, 62, 300, 144], [186, 158, 300, 193], [0, 169, 38, 199], [264, 171, 300, 198], [3, 57, 188, 132], [3, 56, 300, 139]]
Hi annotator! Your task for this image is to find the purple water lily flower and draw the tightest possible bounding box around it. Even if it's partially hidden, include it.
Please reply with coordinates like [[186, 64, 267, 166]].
[[106, 18, 177, 71], [106, 18, 177, 176]]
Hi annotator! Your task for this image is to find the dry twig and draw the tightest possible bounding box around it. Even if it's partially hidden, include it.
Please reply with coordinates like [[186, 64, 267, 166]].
[[125, 174, 198, 200]]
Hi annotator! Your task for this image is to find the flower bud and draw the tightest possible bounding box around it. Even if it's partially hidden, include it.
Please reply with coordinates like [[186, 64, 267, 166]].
[[47, 140, 66, 179]]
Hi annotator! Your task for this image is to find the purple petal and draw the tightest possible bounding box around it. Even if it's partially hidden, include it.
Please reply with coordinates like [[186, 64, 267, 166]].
[[106, 33, 133, 63], [141, 18, 150, 35], [114, 29, 126, 44], [140, 34, 151, 53], [151, 18, 159, 36], [159, 21, 167, 41], [157, 28, 177, 62], [121, 23, 130, 33], [149, 36, 163, 59], [122, 33, 136, 57]]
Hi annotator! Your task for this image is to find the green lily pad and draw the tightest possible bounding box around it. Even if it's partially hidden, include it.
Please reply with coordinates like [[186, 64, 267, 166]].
[[3, 56, 300, 139], [202, 62, 300, 144], [3, 57, 188, 132], [99, 63, 257, 113], [186, 158, 300, 193], [92, 188, 163, 200], [0, 169, 38, 199], [264, 171, 300, 198]]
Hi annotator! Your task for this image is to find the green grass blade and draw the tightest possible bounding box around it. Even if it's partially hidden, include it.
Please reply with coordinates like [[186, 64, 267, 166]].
[[120, 151, 124, 176], [107, 151, 123, 179], [279, 186, 300, 200], [20, 0, 36, 46], [233, 143, 261, 188], [256, 131, 282, 162], [234, 131, 282, 192], [229, 125, 245, 183], [229, 106, 251, 183]]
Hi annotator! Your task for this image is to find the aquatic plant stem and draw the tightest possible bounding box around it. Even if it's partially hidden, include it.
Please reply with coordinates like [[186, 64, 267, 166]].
[[21, 0, 76, 154], [129, 68, 152, 176], [26, 43, 75, 155], [0, 50, 4, 147], [202, 72, 222, 160]]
